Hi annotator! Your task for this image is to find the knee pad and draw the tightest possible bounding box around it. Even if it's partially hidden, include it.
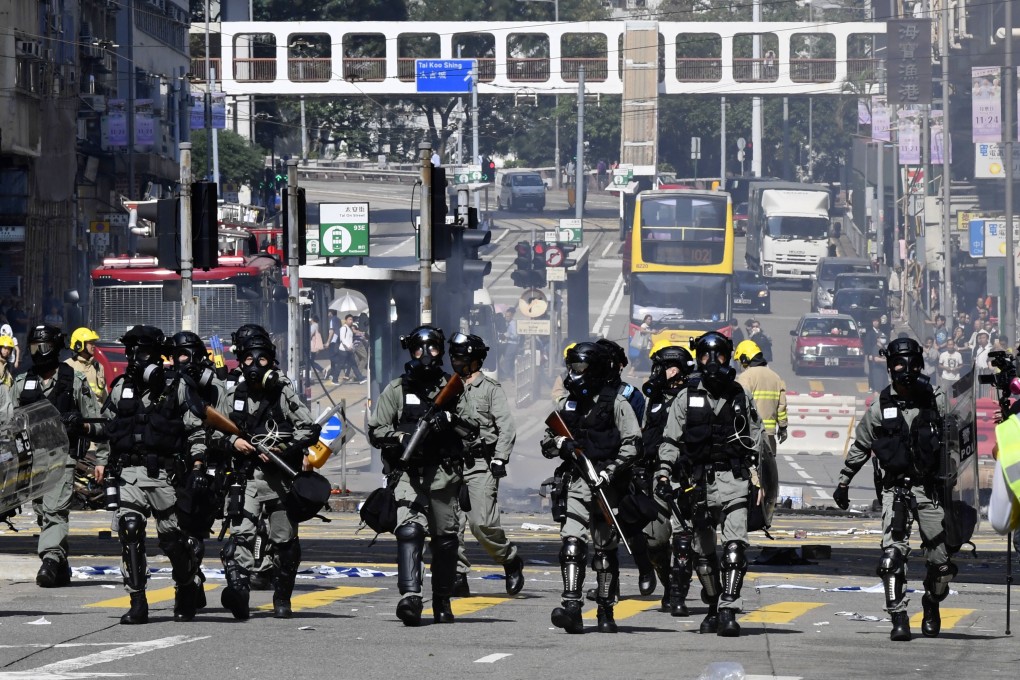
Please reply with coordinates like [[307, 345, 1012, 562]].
[[721, 541, 747, 571], [118, 513, 146, 543], [876, 547, 905, 578], [395, 522, 426, 544], [924, 561, 957, 601], [560, 536, 587, 565], [559, 537, 588, 600], [275, 538, 302, 570], [592, 549, 619, 574], [695, 554, 720, 601]]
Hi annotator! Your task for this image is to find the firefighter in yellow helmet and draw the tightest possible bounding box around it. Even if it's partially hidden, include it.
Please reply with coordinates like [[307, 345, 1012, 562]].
[[65, 327, 107, 404], [550, 341, 578, 403], [734, 339, 787, 457], [0, 335, 15, 388]]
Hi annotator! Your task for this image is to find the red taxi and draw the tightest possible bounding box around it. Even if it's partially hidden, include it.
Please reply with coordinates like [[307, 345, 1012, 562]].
[[789, 312, 865, 375]]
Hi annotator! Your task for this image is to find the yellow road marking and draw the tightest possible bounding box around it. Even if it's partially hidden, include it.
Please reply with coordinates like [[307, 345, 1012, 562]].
[[808, 380, 825, 392], [254, 585, 383, 612], [425, 596, 509, 617], [739, 602, 825, 624], [582, 598, 659, 620], [909, 608, 974, 630], [857, 382, 870, 393], [86, 584, 221, 608]]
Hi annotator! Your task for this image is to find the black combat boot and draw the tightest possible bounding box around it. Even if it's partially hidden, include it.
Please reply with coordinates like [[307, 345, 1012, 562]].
[[173, 582, 199, 622], [921, 594, 941, 638], [36, 557, 70, 588], [273, 539, 301, 619], [221, 581, 250, 621], [250, 571, 273, 590], [193, 573, 207, 610], [433, 597, 455, 624], [669, 569, 690, 617], [632, 536, 656, 596], [699, 603, 719, 634], [504, 555, 525, 596], [452, 572, 471, 597], [717, 608, 741, 637], [551, 600, 584, 634], [890, 611, 912, 641], [396, 595, 423, 626], [120, 591, 149, 625], [597, 604, 618, 633]]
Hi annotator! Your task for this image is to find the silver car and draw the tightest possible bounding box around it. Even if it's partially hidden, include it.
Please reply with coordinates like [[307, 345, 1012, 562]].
[[810, 256, 872, 312]]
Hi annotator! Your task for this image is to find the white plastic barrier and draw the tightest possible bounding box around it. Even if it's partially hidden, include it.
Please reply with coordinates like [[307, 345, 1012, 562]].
[[779, 393, 862, 455]]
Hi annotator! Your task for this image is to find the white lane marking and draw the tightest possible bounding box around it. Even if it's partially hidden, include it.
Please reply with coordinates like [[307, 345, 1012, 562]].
[[0, 644, 128, 649], [9, 636, 211, 677], [492, 229, 510, 245], [600, 241, 615, 258], [475, 653, 512, 664], [746, 676, 803, 680], [814, 488, 831, 500], [379, 236, 414, 256], [795, 470, 813, 480], [788, 462, 803, 471], [0, 673, 131, 679], [592, 274, 625, 336]]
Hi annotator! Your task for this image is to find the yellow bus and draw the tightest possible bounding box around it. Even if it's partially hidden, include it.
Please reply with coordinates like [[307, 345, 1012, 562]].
[[627, 189, 734, 353]]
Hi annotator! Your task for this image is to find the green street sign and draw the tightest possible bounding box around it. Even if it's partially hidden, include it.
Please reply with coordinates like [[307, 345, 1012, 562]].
[[319, 202, 370, 257], [558, 219, 583, 244], [454, 165, 483, 184], [611, 169, 634, 185]]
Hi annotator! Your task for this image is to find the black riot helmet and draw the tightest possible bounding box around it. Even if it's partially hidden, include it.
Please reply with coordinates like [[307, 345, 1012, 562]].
[[448, 332, 488, 378], [119, 325, 167, 387], [171, 331, 215, 388], [401, 325, 446, 381], [28, 324, 65, 374], [691, 331, 736, 394], [595, 338, 628, 371], [882, 336, 926, 389], [562, 341, 610, 400], [231, 324, 270, 353], [237, 334, 280, 390], [643, 344, 693, 399]]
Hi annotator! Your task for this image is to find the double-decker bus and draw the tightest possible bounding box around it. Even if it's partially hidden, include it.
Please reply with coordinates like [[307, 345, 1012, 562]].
[[86, 228, 288, 387], [627, 189, 734, 350]]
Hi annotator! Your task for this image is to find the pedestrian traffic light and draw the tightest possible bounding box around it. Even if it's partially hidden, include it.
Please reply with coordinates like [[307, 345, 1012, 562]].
[[449, 208, 492, 291], [511, 240, 533, 287], [282, 187, 308, 266], [191, 181, 219, 271], [430, 166, 451, 261], [532, 240, 548, 288], [482, 157, 496, 183], [558, 243, 577, 269]]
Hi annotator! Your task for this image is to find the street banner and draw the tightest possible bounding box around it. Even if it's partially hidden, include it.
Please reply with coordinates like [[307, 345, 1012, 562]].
[[972, 66, 1002, 143], [887, 18, 933, 106], [871, 96, 891, 142], [898, 112, 921, 165]]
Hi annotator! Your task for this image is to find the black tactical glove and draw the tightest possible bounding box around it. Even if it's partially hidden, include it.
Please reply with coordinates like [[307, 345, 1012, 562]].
[[60, 411, 85, 437], [777, 427, 788, 444], [489, 459, 507, 478], [540, 437, 559, 459], [427, 410, 452, 433], [654, 477, 673, 501], [833, 484, 850, 510], [187, 467, 211, 492]]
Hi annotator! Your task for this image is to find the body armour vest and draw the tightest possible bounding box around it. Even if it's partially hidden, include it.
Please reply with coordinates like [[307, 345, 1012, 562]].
[[229, 382, 294, 438], [683, 383, 752, 466], [561, 386, 622, 463], [642, 392, 678, 466], [397, 375, 463, 460], [105, 376, 186, 457], [871, 385, 942, 479], [20, 364, 81, 454]]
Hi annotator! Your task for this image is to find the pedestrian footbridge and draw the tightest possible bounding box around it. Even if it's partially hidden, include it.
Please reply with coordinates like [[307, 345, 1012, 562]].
[[198, 20, 886, 97]]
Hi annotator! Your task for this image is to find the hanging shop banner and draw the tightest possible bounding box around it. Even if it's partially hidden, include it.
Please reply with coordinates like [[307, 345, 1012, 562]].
[[887, 18, 933, 106], [972, 66, 1002, 143], [872, 96, 891, 142]]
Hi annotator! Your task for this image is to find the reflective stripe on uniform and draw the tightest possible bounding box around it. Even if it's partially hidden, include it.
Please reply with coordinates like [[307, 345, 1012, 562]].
[[996, 415, 1020, 504]]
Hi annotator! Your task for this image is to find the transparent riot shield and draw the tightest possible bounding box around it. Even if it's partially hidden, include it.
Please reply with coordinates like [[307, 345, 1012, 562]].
[[760, 441, 779, 528], [0, 401, 70, 518], [941, 370, 980, 551]]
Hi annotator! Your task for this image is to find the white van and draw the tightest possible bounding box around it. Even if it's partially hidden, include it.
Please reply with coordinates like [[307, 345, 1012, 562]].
[[496, 170, 546, 212]]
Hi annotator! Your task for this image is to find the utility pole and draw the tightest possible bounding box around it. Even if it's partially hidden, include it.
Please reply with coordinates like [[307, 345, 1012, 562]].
[[180, 143, 197, 332], [471, 68, 481, 213], [575, 65, 585, 220], [941, 0, 953, 319], [203, 0, 212, 181], [1004, 0, 1017, 347], [751, 0, 762, 178], [419, 143, 433, 325], [286, 160, 301, 387], [720, 96, 727, 182]]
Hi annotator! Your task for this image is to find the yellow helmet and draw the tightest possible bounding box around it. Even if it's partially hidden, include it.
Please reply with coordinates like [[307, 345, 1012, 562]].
[[0, 336, 14, 349], [562, 341, 577, 359], [70, 327, 101, 353], [647, 338, 675, 361], [734, 339, 762, 366]]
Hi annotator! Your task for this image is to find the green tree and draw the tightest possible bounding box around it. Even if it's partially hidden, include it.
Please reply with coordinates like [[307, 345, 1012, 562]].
[[190, 129, 267, 185]]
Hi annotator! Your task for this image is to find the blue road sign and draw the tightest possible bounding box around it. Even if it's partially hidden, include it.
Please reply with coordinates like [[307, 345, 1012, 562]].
[[321, 415, 344, 443], [415, 59, 475, 94]]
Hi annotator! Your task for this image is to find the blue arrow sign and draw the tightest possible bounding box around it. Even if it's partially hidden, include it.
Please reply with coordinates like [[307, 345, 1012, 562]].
[[415, 59, 475, 94], [321, 415, 344, 443]]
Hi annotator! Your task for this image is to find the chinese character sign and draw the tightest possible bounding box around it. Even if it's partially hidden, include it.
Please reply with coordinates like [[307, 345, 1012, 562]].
[[872, 97, 891, 142], [898, 113, 921, 165], [887, 19, 933, 106], [972, 66, 1002, 143]]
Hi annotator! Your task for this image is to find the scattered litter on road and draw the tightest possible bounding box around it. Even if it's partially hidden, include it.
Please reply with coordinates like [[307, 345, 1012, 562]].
[[25, 617, 50, 625], [698, 661, 744, 679], [529, 559, 552, 565], [813, 621, 830, 626], [482, 574, 505, 581], [834, 611, 888, 622], [298, 626, 315, 631], [521, 522, 557, 531], [757, 584, 818, 590]]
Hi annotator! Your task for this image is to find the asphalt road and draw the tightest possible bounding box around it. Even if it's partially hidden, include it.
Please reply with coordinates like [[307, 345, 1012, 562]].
[[0, 511, 1015, 679]]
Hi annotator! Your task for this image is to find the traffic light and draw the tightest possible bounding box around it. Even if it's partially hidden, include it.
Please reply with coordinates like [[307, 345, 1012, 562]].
[[511, 240, 533, 287], [532, 240, 548, 288], [482, 157, 496, 183], [449, 208, 492, 291], [430, 166, 451, 261], [282, 187, 308, 265], [136, 198, 181, 270], [192, 181, 219, 270], [746, 141, 753, 163], [558, 243, 577, 269]]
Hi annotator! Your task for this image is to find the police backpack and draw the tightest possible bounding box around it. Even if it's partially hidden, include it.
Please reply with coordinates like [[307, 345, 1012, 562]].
[[284, 470, 332, 523], [360, 473, 398, 534]]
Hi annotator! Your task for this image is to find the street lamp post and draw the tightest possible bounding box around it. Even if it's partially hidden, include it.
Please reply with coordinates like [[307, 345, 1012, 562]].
[[518, 0, 559, 186]]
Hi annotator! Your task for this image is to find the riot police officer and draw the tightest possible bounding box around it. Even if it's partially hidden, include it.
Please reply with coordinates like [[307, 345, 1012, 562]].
[[101, 325, 206, 624], [449, 333, 524, 597], [656, 332, 765, 637], [8, 325, 107, 587], [640, 341, 696, 616], [219, 334, 319, 620], [367, 326, 480, 626], [66, 327, 107, 404], [541, 342, 641, 634], [833, 337, 953, 641]]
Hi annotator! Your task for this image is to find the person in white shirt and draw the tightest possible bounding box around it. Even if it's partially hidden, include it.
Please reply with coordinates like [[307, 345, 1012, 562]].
[[937, 339, 962, 392], [337, 314, 365, 383]]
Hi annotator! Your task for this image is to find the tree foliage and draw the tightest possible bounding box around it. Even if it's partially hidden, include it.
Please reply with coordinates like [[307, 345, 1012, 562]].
[[190, 129, 267, 185]]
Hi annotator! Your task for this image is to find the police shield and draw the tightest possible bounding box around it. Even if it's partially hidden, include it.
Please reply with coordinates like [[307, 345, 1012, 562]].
[[0, 401, 70, 518], [759, 445, 779, 528], [941, 371, 980, 551]]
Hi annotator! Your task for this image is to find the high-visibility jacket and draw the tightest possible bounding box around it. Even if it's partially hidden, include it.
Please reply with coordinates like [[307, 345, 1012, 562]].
[[65, 355, 106, 404], [994, 414, 1020, 533], [736, 364, 787, 435]]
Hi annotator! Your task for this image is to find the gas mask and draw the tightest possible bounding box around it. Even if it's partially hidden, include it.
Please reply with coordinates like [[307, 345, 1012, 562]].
[[29, 341, 61, 373], [642, 365, 667, 401], [179, 356, 216, 389], [699, 358, 736, 394], [129, 346, 165, 390], [563, 362, 601, 400], [242, 351, 281, 391], [888, 356, 925, 389], [405, 344, 444, 382], [449, 355, 473, 379]]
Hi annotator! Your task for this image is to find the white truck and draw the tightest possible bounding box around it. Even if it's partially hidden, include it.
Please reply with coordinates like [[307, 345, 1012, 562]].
[[745, 181, 832, 287]]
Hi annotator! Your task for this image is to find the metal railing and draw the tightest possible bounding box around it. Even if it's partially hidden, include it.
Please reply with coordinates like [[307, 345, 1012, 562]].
[[189, 58, 222, 83], [562, 57, 608, 82], [507, 58, 550, 82], [790, 58, 837, 83], [234, 58, 277, 82], [288, 58, 332, 82], [342, 58, 386, 82], [676, 58, 723, 82]]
